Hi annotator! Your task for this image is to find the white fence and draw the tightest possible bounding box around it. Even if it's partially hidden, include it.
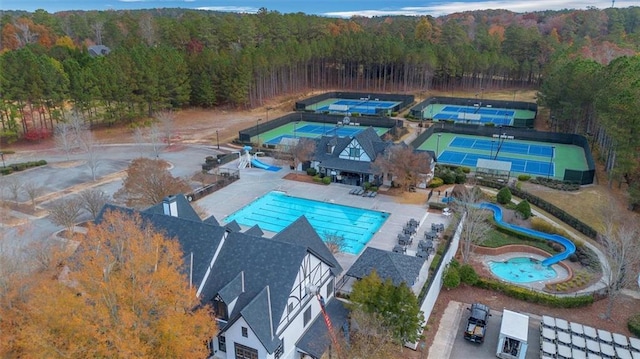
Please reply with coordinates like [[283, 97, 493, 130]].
[[406, 212, 466, 349]]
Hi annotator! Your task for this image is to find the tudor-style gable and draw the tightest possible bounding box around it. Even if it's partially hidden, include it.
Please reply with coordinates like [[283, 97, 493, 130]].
[[339, 137, 370, 161], [279, 252, 334, 330]]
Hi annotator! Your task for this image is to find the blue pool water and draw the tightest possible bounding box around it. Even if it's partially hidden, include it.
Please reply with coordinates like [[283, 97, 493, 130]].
[[489, 257, 558, 283], [224, 191, 389, 255]]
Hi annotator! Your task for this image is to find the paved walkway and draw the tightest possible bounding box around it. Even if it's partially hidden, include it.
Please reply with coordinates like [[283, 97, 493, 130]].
[[428, 300, 463, 359]]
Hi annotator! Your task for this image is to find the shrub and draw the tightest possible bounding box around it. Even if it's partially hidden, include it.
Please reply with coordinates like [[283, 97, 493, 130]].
[[441, 171, 456, 185], [459, 264, 479, 285], [428, 202, 448, 210], [429, 177, 444, 188], [313, 175, 322, 182], [517, 174, 531, 181], [531, 218, 569, 237], [363, 182, 371, 190], [0, 167, 13, 175], [628, 313, 640, 337], [454, 172, 467, 184], [496, 187, 512, 204], [306, 168, 317, 176], [322, 176, 331, 185], [515, 200, 532, 219], [475, 277, 593, 307], [443, 266, 460, 289], [460, 167, 471, 174]]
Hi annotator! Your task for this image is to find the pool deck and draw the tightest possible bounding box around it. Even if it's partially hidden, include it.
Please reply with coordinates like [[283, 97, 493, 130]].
[[196, 157, 450, 291]]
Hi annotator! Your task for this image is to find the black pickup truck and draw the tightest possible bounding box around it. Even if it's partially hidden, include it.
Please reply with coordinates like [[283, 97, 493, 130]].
[[464, 303, 491, 343]]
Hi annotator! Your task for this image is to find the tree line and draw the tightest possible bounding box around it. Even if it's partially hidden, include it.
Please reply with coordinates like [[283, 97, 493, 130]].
[[538, 54, 640, 210], [0, 7, 638, 135]]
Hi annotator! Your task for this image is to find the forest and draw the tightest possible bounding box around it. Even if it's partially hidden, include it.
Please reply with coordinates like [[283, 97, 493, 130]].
[[0, 6, 639, 207]]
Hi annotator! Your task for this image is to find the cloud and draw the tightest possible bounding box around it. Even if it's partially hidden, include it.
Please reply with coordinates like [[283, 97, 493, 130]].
[[323, 0, 638, 18], [196, 6, 260, 13]]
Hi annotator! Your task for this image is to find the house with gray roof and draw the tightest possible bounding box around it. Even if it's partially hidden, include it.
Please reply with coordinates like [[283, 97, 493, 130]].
[[344, 247, 427, 295], [96, 195, 346, 359], [310, 126, 434, 188], [311, 126, 391, 187], [88, 44, 111, 57]]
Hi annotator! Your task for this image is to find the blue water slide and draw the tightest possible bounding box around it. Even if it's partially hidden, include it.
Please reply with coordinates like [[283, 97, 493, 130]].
[[479, 202, 575, 266], [251, 158, 281, 172]]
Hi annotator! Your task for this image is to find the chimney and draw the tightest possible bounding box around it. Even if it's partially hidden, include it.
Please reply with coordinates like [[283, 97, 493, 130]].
[[162, 195, 178, 217]]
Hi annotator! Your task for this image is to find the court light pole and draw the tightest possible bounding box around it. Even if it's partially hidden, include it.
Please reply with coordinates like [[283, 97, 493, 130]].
[[256, 118, 262, 147], [547, 146, 555, 179], [267, 106, 274, 122], [216, 130, 220, 149], [436, 133, 442, 159], [490, 140, 495, 160]]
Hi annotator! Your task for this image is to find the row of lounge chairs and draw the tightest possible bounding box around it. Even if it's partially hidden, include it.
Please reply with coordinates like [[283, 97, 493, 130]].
[[348, 188, 377, 198]]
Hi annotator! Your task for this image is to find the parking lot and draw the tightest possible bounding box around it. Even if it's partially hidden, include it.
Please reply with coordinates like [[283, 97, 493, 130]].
[[448, 302, 542, 359]]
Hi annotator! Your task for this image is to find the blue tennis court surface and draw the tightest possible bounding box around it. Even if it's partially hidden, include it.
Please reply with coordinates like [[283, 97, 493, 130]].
[[265, 125, 364, 145], [438, 150, 554, 177], [316, 99, 399, 115], [450, 137, 554, 157], [433, 105, 514, 125]]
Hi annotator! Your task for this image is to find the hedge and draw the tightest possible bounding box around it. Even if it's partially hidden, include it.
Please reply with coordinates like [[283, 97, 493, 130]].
[[476, 178, 598, 239], [628, 313, 640, 338], [475, 277, 594, 308], [2, 159, 47, 175]]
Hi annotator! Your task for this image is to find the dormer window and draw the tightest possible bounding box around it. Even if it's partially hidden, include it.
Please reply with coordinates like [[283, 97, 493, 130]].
[[213, 295, 228, 321], [349, 147, 361, 157], [326, 144, 332, 154]]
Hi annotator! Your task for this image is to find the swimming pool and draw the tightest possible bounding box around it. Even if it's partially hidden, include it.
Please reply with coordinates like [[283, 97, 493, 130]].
[[488, 257, 558, 283], [224, 191, 389, 255]]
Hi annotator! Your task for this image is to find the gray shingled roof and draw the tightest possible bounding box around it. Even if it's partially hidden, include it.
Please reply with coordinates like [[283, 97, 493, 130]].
[[272, 216, 342, 275], [143, 194, 202, 222], [203, 215, 220, 226], [225, 220, 242, 232], [218, 271, 244, 304], [312, 127, 391, 175], [244, 225, 264, 237], [200, 233, 309, 352], [296, 299, 349, 359], [97, 202, 225, 288], [345, 247, 426, 286], [354, 127, 384, 159]]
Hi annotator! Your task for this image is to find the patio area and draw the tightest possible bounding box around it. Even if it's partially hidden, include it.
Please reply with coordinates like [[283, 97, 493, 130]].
[[195, 159, 452, 287]]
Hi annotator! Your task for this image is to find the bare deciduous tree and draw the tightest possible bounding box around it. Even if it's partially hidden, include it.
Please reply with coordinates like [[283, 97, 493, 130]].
[[23, 182, 42, 210], [48, 197, 83, 236], [290, 138, 316, 171], [91, 21, 104, 45], [155, 110, 176, 147], [600, 208, 640, 319], [6, 178, 22, 205], [372, 144, 432, 191], [54, 122, 75, 160], [323, 231, 346, 254], [138, 14, 156, 46], [78, 189, 109, 220], [77, 130, 101, 181], [149, 123, 163, 158], [452, 185, 492, 264]]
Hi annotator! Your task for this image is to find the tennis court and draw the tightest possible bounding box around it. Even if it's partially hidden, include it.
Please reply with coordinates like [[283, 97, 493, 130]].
[[431, 104, 515, 125], [417, 133, 589, 179], [310, 98, 400, 115], [438, 150, 554, 177], [450, 137, 553, 157], [255, 121, 390, 145]]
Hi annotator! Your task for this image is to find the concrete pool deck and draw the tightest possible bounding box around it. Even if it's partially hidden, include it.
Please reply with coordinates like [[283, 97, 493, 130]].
[[195, 158, 451, 281]]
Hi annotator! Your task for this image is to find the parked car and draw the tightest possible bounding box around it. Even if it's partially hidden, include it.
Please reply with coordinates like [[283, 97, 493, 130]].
[[464, 303, 491, 343]]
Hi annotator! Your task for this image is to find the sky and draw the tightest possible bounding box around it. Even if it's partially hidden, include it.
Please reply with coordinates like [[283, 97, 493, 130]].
[[0, 0, 636, 17]]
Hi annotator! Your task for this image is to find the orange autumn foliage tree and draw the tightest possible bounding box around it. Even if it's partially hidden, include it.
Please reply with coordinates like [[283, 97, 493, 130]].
[[1, 211, 217, 358]]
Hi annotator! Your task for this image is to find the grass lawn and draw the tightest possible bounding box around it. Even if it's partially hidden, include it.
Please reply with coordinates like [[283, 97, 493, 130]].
[[481, 228, 557, 254]]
